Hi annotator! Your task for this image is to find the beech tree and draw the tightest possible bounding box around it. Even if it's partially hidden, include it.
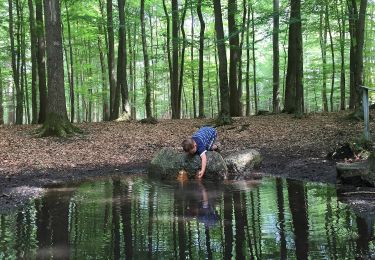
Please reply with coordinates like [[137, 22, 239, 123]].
[[213, 0, 231, 125], [39, 0, 79, 136], [284, 0, 303, 117]]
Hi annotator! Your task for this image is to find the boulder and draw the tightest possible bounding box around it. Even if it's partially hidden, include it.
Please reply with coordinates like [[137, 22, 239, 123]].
[[336, 162, 375, 187], [224, 149, 262, 174], [148, 148, 228, 180], [182, 151, 228, 180], [148, 148, 263, 181], [148, 148, 184, 180]]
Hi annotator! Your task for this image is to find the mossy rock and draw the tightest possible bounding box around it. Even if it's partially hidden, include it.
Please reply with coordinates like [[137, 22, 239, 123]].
[[148, 148, 263, 181]]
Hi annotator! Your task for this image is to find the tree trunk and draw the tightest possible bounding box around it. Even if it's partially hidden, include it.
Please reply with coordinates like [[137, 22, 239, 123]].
[[284, 0, 303, 117], [171, 0, 180, 119], [98, 32, 109, 121], [21, 4, 30, 124], [115, 0, 130, 120], [178, 0, 188, 117], [162, 0, 173, 117], [320, 4, 328, 112], [190, 1, 196, 118], [127, 22, 136, 120], [0, 66, 3, 125], [237, 0, 246, 116], [132, 23, 138, 119], [250, 3, 258, 114], [197, 0, 205, 118], [64, 0, 75, 122], [141, 0, 152, 118], [9, 0, 23, 124], [213, 0, 231, 125], [273, 0, 280, 113], [107, 0, 117, 119], [149, 9, 156, 117], [327, 4, 335, 112], [36, 0, 47, 124], [228, 0, 240, 116], [28, 0, 38, 124], [245, 1, 251, 116], [40, 0, 79, 136], [352, 0, 368, 113], [337, 0, 346, 110]]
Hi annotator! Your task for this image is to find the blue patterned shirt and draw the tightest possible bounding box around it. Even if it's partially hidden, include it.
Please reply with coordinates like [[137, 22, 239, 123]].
[[192, 127, 217, 157]]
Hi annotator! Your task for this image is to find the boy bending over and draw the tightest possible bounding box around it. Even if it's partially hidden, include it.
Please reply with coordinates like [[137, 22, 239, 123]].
[[182, 127, 218, 179]]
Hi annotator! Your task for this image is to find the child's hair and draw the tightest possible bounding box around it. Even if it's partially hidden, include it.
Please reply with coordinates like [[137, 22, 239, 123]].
[[182, 138, 194, 152]]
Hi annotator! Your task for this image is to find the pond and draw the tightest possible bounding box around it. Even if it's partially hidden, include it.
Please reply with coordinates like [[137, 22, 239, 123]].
[[0, 175, 374, 259]]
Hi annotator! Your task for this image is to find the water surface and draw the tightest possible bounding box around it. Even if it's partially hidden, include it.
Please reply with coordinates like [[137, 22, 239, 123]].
[[0, 176, 374, 259]]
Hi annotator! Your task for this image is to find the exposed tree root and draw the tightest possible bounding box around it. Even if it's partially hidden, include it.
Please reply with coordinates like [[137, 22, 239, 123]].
[[38, 113, 82, 137], [139, 117, 158, 124], [215, 114, 232, 126]]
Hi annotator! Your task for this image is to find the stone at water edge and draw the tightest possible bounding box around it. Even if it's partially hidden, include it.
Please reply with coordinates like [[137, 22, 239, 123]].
[[182, 151, 228, 180], [148, 148, 228, 180], [336, 162, 375, 187], [148, 148, 263, 180], [148, 148, 184, 180], [224, 149, 262, 174]]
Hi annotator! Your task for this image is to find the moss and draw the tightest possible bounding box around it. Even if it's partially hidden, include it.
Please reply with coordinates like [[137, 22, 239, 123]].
[[347, 109, 364, 121], [38, 113, 82, 137], [215, 114, 232, 126], [139, 117, 158, 124]]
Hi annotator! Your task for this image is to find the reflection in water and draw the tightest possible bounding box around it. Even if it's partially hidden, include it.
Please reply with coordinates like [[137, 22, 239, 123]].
[[0, 176, 374, 259], [287, 179, 309, 259]]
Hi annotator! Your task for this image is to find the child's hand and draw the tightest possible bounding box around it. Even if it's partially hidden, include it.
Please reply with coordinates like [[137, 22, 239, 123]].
[[196, 170, 204, 179]]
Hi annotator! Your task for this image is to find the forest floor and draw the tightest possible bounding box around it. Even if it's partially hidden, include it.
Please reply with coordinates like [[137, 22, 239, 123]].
[[0, 110, 374, 213]]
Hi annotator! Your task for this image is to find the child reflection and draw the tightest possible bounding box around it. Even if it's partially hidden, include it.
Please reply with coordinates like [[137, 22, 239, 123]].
[[177, 175, 220, 229], [195, 181, 220, 228]]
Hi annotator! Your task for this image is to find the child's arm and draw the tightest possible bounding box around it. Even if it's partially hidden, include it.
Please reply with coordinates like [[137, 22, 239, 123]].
[[197, 152, 207, 179]]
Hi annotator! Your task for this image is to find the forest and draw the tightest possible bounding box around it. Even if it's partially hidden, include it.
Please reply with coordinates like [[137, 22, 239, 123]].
[[0, 0, 373, 135]]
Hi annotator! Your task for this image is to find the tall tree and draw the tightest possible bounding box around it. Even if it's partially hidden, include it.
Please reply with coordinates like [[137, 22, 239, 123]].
[[9, 0, 23, 124], [190, 1, 197, 118], [115, 0, 130, 120], [284, 0, 303, 117], [36, 0, 47, 124], [250, 2, 258, 114], [64, 0, 75, 122], [0, 66, 3, 125], [171, 0, 180, 119], [327, 3, 335, 112], [107, 0, 117, 119], [213, 0, 231, 124], [245, 1, 251, 116], [39, 0, 79, 136], [140, 0, 152, 118], [197, 0, 205, 118], [237, 0, 246, 116], [348, 0, 368, 116], [228, 0, 240, 116], [273, 0, 280, 113], [162, 0, 173, 116], [178, 0, 188, 117], [337, 0, 346, 110], [319, 3, 328, 112], [28, 0, 38, 124]]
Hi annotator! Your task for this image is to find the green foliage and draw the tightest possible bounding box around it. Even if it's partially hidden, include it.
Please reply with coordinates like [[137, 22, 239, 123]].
[[0, 0, 374, 123]]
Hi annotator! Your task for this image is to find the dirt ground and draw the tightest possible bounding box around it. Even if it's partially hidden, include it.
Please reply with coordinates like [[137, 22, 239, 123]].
[[0, 111, 373, 212]]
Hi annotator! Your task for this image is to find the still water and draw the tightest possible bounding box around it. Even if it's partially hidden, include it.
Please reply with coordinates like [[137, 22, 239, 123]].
[[0, 175, 374, 259]]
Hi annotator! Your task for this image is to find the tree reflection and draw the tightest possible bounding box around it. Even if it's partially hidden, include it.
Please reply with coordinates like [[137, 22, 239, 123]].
[[356, 215, 374, 259], [287, 179, 309, 259], [276, 178, 287, 259], [35, 187, 74, 259]]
